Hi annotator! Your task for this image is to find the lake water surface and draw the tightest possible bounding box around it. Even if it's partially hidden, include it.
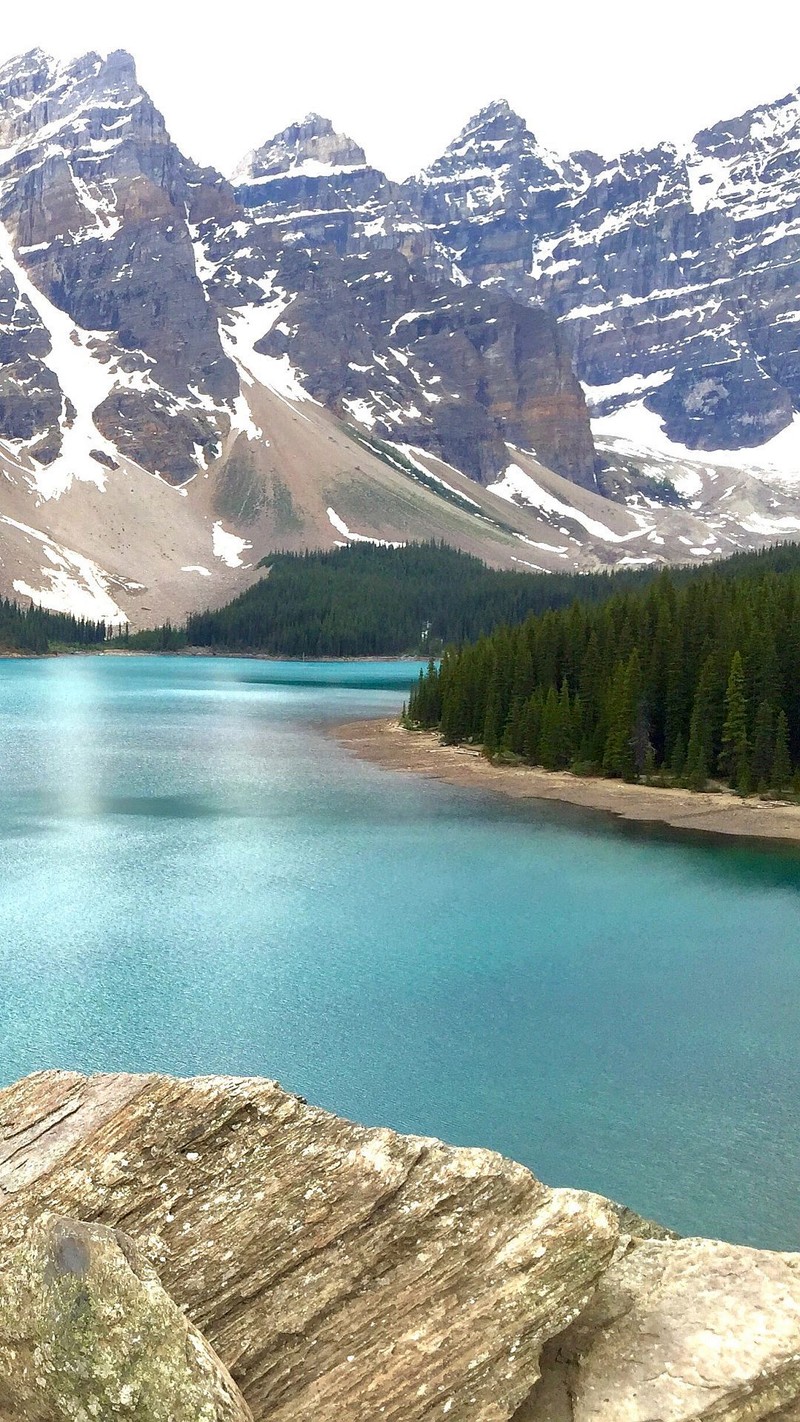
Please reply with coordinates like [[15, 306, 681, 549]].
[[1, 655, 798, 1249]]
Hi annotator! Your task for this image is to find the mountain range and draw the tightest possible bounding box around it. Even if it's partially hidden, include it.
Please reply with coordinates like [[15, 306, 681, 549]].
[[0, 48, 798, 626]]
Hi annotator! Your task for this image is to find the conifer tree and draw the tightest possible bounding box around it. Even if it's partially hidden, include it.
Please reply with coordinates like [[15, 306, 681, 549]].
[[719, 651, 750, 791], [771, 711, 792, 797], [750, 700, 774, 793], [684, 660, 716, 790], [482, 686, 502, 756], [523, 690, 543, 763], [557, 679, 575, 768], [602, 652, 641, 780], [538, 687, 562, 769], [670, 732, 686, 780]]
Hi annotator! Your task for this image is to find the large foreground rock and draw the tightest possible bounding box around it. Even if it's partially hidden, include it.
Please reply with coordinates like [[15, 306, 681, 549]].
[[518, 1236, 800, 1422], [0, 1213, 251, 1422], [0, 1071, 798, 1422], [0, 1071, 618, 1421]]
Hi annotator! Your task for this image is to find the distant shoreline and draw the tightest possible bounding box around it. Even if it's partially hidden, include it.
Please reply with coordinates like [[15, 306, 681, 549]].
[[331, 717, 800, 847], [0, 647, 422, 664]]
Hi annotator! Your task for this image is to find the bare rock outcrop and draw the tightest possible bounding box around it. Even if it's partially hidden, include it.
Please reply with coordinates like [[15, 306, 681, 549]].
[[518, 1235, 800, 1422], [0, 1213, 251, 1422], [1, 1070, 798, 1422], [0, 1070, 618, 1422]]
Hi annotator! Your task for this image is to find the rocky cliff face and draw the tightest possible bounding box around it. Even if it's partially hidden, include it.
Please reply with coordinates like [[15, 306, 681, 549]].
[[0, 1070, 797, 1422], [0, 49, 240, 486], [234, 114, 409, 257], [234, 91, 800, 462], [398, 93, 800, 456], [230, 243, 597, 486]]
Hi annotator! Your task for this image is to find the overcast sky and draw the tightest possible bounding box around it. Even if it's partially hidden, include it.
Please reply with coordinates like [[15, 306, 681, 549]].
[[1, 0, 798, 178]]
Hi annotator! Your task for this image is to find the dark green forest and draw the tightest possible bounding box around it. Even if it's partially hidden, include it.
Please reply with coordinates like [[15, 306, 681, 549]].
[[0, 598, 106, 654], [406, 544, 800, 797], [118, 543, 673, 657]]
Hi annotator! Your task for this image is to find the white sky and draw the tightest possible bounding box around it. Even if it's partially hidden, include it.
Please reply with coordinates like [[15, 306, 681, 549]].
[[1, 0, 798, 179]]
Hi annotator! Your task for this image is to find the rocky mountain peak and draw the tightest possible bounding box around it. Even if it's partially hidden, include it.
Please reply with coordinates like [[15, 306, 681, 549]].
[[693, 85, 800, 158], [409, 95, 573, 229], [0, 46, 156, 177], [0, 44, 240, 488], [422, 97, 544, 176], [238, 114, 368, 182], [452, 97, 529, 144], [403, 99, 572, 280]]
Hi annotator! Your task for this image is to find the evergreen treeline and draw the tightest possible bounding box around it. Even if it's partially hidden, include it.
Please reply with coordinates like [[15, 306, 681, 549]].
[[122, 544, 667, 659], [407, 551, 800, 798], [0, 598, 106, 654]]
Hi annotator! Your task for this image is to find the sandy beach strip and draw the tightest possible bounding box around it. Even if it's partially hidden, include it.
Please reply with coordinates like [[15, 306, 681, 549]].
[[330, 717, 800, 846]]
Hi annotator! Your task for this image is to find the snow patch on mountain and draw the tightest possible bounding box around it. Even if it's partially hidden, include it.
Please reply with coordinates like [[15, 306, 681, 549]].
[[212, 521, 251, 568], [488, 464, 652, 546], [1, 512, 127, 623], [593, 403, 800, 487], [327, 508, 404, 548], [0, 222, 120, 499], [220, 295, 314, 424]]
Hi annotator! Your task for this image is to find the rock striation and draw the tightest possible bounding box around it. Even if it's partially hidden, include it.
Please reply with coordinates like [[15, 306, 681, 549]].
[[234, 113, 404, 257], [0, 1070, 617, 1421], [0, 1070, 798, 1422]]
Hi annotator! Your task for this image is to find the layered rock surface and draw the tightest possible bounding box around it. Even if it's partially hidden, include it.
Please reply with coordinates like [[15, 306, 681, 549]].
[[0, 1070, 618, 1421], [0, 1070, 798, 1422]]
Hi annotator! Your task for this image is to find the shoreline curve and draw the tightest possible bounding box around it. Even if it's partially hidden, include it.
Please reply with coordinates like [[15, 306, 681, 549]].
[[330, 717, 800, 848]]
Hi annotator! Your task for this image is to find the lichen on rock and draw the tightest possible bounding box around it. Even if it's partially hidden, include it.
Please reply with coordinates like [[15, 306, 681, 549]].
[[0, 1213, 251, 1421]]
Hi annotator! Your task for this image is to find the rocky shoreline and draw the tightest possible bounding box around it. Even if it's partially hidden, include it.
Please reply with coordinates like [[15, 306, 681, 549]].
[[331, 717, 800, 847], [1, 1069, 798, 1421]]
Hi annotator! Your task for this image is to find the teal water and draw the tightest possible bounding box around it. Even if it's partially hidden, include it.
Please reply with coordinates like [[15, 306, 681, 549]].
[[1, 655, 798, 1248]]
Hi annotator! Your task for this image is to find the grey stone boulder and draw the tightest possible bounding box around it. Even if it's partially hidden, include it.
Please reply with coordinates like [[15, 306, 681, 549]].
[[0, 1213, 252, 1421]]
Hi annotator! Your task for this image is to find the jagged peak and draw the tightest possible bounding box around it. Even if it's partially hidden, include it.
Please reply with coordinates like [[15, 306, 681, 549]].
[[0, 46, 52, 72], [472, 98, 520, 123], [692, 84, 800, 155], [235, 112, 370, 184], [0, 47, 55, 89], [0, 46, 139, 89], [415, 97, 572, 187], [450, 98, 530, 148], [298, 112, 336, 134]]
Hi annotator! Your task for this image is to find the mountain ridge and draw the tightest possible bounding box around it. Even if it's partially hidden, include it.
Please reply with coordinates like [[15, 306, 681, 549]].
[[0, 47, 797, 627]]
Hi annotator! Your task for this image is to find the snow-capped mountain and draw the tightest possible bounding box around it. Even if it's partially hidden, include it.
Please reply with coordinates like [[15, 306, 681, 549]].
[[401, 93, 800, 460], [0, 49, 798, 626]]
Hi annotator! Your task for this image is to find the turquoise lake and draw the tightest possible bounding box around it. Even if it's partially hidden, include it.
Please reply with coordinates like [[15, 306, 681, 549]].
[[0, 654, 798, 1248]]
